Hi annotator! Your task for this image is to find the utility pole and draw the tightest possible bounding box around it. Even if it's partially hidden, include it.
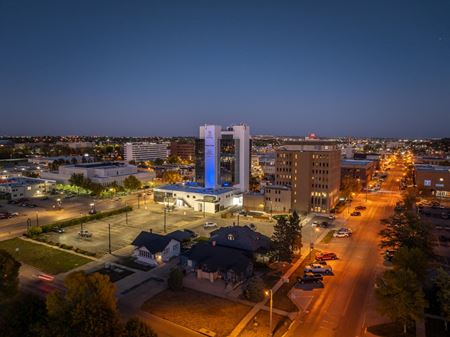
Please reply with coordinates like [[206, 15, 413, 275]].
[[163, 206, 167, 233], [137, 194, 140, 209], [36, 212, 39, 226], [108, 223, 111, 254], [265, 289, 273, 336]]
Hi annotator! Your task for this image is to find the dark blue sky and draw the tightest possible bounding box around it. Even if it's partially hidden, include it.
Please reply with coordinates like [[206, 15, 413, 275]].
[[1, 0, 449, 138]]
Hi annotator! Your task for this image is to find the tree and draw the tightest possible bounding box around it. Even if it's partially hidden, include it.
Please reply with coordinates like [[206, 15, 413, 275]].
[[162, 171, 183, 184], [340, 176, 361, 199], [244, 277, 265, 302], [271, 216, 294, 262], [249, 176, 260, 191], [435, 268, 450, 331], [0, 249, 21, 299], [0, 293, 48, 337], [375, 269, 427, 334], [167, 155, 181, 164], [46, 271, 121, 337], [123, 175, 142, 191], [153, 158, 164, 166], [167, 268, 183, 291], [287, 211, 302, 253], [122, 318, 157, 337], [392, 246, 428, 283]]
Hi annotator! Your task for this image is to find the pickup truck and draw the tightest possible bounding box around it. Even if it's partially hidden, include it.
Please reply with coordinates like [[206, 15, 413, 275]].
[[304, 263, 333, 275], [78, 230, 92, 238]]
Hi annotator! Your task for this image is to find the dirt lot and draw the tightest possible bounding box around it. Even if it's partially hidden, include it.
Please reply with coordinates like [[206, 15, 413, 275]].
[[142, 288, 251, 337]]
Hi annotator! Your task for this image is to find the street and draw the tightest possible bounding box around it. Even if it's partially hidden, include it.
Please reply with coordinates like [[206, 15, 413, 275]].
[[287, 163, 403, 337]]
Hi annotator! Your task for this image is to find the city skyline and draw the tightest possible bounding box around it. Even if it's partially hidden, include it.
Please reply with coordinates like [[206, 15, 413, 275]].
[[1, 0, 450, 138]]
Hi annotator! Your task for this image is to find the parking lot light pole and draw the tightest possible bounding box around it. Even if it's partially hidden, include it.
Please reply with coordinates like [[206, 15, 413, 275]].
[[265, 289, 273, 336], [36, 211, 39, 226], [108, 223, 111, 254]]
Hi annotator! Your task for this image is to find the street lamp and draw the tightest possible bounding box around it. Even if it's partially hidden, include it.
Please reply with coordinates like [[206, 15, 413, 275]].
[[265, 289, 273, 336], [36, 211, 39, 226]]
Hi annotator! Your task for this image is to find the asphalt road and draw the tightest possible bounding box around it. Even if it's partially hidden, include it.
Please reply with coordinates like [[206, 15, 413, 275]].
[[287, 164, 404, 337]]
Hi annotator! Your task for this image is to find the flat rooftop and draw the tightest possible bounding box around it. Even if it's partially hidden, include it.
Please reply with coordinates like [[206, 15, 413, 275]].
[[341, 159, 375, 166], [73, 162, 126, 169], [415, 164, 450, 173], [0, 177, 55, 187], [155, 184, 238, 196]]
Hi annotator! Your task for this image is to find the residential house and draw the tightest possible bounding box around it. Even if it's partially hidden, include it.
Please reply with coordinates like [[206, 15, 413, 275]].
[[182, 242, 253, 283], [209, 225, 272, 262], [131, 231, 180, 266]]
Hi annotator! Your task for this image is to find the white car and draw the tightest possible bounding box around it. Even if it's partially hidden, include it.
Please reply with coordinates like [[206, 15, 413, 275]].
[[304, 263, 333, 275], [312, 221, 319, 227], [333, 231, 351, 238], [204, 222, 218, 228], [328, 215, 336, 220]]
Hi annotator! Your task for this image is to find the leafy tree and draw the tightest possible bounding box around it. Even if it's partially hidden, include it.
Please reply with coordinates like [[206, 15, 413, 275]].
[[46, 271, 121, 337], [0, 249, 21, 299], [287, 211, 302, 253], [122, 318, 157, 337], [392, 246, 428, 283], [167, 268, 183, 291], [271, 216, 293, 262], [249, 176, 260, 191], [167, 155, 182, 164], [123, 175, 142, 191], [162, 171, 183, 184], [153, 158, 164, 166], [340, 176, 361, 199], [0, 293, 48, 337], [435, 268, 450, 331], [375, 269, 427, 334], [244, 277, 265, 302]]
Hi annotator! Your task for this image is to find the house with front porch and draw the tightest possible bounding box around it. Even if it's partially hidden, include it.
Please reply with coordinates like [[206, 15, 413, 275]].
[[181, 241, 253, 284], [131, 231, 180, 266]]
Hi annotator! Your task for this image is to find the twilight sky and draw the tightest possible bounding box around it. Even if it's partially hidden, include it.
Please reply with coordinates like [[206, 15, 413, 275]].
[[1, 0, 449, 138]]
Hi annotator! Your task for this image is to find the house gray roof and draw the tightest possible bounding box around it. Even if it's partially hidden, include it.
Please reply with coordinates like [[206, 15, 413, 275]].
[[167, 230, 193, 242], [209, 226, 271, 253], [132, 231, 177, 254], [187, 242, 252, 274]]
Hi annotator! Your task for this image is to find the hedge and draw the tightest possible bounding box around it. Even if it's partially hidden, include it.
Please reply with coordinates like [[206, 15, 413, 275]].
[[40, 206, 133, 233]]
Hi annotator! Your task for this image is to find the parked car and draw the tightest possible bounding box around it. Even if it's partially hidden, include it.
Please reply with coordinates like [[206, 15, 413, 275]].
[[304, 263, 333, 275], [351, 211, 361, 216], [320, 221, 330, 228], [204, 222, 218, 228], [248, 223, 257, 231], [88, 209, 97, 215], [333, 231, 351, 238], [355, 205, 367, 210], [312, 221, 319, 227], [297, 272, 323, 284], [78, 230, 92, 238], [328, 215, 336, 220], [52, 227, 65, 233], [315, 252, 338, 261]]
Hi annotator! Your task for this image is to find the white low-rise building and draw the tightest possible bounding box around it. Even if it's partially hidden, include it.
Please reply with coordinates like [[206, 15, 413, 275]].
[[131, 231, 180, 266], [41, 161, 154, 185], [153, 184, 242, 214], [124, 142, 169, 163], [0, 177, 56, 200]]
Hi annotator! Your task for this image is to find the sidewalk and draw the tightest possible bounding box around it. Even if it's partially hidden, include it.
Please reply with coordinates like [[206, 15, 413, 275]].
[[228, 215, 317, 337]]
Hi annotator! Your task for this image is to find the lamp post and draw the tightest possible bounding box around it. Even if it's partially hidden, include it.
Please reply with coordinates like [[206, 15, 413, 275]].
[[265, 289, 273, 336], [35, 211, 39, 226], [137, 194, 141, 209], [108, 223, 111, 254]]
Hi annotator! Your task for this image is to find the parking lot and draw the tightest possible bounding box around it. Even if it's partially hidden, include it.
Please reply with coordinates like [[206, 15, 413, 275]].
[[41, 200, 337, 256]]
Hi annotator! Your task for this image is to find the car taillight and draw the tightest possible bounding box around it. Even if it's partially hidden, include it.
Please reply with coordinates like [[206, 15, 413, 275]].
[[37, 273, 54, 282]]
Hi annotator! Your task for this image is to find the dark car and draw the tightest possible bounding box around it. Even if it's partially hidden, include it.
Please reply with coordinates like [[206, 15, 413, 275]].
[[297, 273, 323, 284], [183, 229, 198, 238], [52, 227, 65, 233], [320, 221, 330, 228], [316, 252, 337, 261], [351, 211, 361, 216], [355, 206, 367, 210]]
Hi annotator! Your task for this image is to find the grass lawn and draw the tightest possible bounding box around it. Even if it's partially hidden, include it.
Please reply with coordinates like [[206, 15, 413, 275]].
[[321, 230, 336, 244], [0, 238, 92, 274], [272, 251, 317, 312], [239, 310, 291, 337], [142, 288, 251, 337]]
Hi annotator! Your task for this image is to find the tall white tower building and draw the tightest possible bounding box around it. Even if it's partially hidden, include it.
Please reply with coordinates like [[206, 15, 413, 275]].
[[195, 124, 251, 192]]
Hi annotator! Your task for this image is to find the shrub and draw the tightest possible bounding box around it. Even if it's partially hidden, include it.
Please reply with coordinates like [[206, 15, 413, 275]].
[[168, 268, 184, 291], [27, 226, 42, 237], [244, 277, 265, 302]]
